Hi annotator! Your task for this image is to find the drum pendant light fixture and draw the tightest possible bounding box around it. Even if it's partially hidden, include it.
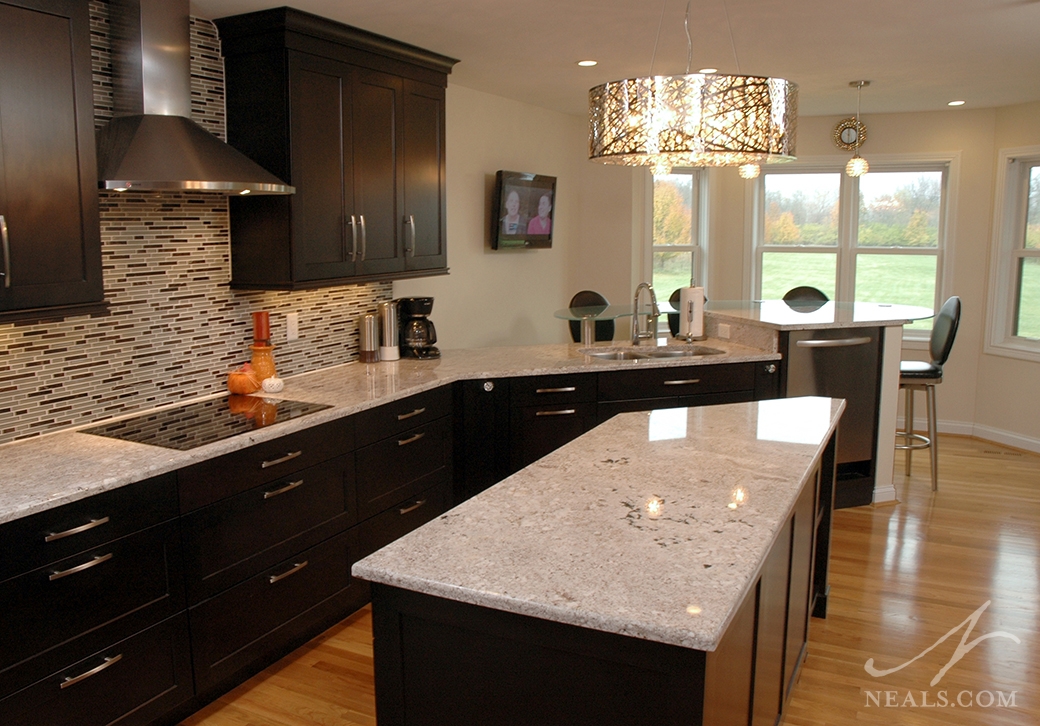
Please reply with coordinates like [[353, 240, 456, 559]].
[[588, 0, 798, 174]]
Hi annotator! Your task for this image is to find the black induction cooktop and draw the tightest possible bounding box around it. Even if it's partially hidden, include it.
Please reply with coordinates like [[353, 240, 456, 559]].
[[81, 396, 332, 451]]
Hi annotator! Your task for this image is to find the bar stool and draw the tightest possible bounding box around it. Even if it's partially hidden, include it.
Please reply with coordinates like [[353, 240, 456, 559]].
[[567, 290, 614, 342], [895, 296, 961, 491]]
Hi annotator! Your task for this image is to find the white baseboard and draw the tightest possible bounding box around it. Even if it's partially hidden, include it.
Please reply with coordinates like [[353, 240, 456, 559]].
[[896, 416, 1040, 454]]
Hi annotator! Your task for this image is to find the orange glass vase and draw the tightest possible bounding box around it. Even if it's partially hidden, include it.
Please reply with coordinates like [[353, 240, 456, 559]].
[[250, 344, 277, 382]]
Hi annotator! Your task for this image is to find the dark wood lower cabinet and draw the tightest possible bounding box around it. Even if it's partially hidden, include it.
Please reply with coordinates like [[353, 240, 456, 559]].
[[370, 432, 835, 726]]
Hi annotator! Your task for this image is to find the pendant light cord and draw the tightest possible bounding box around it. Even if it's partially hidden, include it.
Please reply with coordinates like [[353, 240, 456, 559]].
[[720, 0, 741, 74], [649, 0, 668, 77], [684, 0, 693, 74]]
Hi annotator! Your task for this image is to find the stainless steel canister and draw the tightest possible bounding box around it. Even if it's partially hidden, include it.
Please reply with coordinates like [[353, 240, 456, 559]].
[[359, 313, 379, 363], [378, 301, 400, 361]]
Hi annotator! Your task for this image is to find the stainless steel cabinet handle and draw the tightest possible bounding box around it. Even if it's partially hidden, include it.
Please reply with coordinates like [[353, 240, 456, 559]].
[[263, 479, 303, 500], [349, 215, 358, 262], [536, 386, 576, 394], [405, 214, 416, 256], [398, 499, 427, 515], [535, 408, 576, 416], [261, 450, 302, 469], [60, 654, 123, 690], [397, 407, 426, 421], [49, 552, 113, 581], [0, 215, 9, 288], [764, 364, 777, 374], [663, 379, 701, 386], [359, 215, 367, 261], [398, 432, 425, 446], [45, 516, 110, 543], [268, 560, 308, 584], [795, 336, 872, 348]]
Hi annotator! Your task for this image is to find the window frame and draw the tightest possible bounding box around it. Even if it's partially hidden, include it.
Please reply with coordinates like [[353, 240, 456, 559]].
[[745, 153, 958, 342], [646, 168, 708, 299], [986, 146, 1040, 362]]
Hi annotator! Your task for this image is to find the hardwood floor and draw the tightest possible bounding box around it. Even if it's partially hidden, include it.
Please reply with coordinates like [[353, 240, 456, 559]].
[[181, 435, 1040, 726]]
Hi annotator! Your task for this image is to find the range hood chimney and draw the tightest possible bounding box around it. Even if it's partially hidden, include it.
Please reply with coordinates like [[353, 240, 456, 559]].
[[96, 0, 293, 194]]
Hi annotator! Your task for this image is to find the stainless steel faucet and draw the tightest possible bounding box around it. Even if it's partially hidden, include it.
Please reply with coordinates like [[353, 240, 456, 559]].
[[631, 282, 660, 345]]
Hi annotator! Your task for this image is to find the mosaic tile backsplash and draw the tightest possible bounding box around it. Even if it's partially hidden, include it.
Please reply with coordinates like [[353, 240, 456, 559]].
[[0, 2, 391, 445]]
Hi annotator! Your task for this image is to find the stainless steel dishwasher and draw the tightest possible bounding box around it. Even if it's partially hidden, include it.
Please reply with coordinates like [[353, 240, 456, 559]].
[[782, 327, 883, 506]]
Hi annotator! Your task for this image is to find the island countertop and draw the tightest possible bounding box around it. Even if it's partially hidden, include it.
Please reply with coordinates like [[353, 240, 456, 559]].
[[353, 395, 844, 652], [0, 339, 776, 526]]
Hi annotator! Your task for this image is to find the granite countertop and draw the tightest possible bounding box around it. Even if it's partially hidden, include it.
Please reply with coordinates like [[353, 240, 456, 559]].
[[706, 300, 934, 330], [0, 339, 777, 526], [353, 396, 845, 652]]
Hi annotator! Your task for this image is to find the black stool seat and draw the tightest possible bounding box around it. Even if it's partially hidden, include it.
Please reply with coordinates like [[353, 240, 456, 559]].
[[899, 360, 943, 380]]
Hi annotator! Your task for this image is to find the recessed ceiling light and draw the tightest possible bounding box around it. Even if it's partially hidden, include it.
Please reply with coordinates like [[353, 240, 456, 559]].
[[698, 68, 718, 74], [577, 60, 598, 67], [948, 100, 965, 107]]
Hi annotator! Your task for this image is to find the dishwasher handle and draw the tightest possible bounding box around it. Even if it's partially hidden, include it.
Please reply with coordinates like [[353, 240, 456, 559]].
[[795, 336, 872, 349]]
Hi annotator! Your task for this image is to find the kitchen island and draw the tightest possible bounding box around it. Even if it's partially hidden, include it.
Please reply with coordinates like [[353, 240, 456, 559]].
[[354, 396, 844, 726]]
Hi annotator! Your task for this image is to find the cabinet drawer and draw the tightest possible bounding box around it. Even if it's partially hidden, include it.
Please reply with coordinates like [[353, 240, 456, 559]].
[[179, 415, 354, 512], [355, 386, 452, 448], [358, 478, 451, 559], [0, 474, 177, 582], [356, 415, 451, 520], [510, 402, 596, 472], [0, 520, 184, 677], [0, 613, 193, 726], [597, 363, 755, 401], [181, 453, 355, 604], [189, 528, 361, 693], [510, 373, 596, 407]]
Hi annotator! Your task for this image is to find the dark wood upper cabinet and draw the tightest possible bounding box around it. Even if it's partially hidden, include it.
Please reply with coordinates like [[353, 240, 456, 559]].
[[0, 0, 103, 318], [217, 8, 456, 290]]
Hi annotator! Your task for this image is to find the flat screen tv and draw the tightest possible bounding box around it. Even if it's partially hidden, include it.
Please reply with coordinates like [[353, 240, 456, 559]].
[[491, 170, 556, 249]]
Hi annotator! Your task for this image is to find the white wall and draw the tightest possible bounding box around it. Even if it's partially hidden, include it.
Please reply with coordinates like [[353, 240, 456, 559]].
[[394, 84, 636, 349]]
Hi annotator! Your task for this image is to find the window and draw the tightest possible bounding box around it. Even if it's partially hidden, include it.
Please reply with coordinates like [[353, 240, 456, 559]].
[[988, 148, 1040, 360], [753, 160, 951, 333], [650, 170, 705, 299]]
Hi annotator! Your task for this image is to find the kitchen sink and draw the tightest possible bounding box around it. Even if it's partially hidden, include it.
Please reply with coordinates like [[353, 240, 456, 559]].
[[581, 346, 725, 361], [583, 350, 651, 360], [644, 346, 725, 358]]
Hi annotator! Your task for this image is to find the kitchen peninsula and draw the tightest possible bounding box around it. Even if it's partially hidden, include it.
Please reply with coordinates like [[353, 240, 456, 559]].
[[354, 396, 845, 726]]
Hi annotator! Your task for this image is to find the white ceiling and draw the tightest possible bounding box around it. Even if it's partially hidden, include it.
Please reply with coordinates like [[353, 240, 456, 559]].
[[190, 0, 1040, 118]]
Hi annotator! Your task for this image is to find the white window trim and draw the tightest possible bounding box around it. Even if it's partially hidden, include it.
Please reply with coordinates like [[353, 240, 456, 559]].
[[986, 146, 1040, 362], [743, 152, 959, 343], [644, 167, 708, 295]]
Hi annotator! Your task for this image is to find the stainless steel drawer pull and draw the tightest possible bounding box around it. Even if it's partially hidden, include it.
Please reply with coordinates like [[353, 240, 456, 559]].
[[398, 432, 426, 446], [359, 215, 367, 261], [45, 516, 110, 543], [261, 450, 303, 469], [49, 552, 113, 581], [536, 386, 576, 394], [397, 407, 426, 421], [663, 379, 701, 386], [0, 215, 9, 288], [795, 336, 872, 348], [263, 480, 304, 500], [269, 560, 308, 584], [60, 654, 123, 690], [399, 499, 427, 515], [535, 408, 577, 416], [348, 215, 358, 262]]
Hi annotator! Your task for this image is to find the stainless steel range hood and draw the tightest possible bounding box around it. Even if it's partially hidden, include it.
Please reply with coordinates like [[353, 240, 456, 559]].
[[96, 0, 293, 195]]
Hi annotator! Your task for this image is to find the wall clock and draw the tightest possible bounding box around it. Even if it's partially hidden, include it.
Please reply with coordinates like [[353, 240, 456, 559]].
[[833, 117, 867, 151]]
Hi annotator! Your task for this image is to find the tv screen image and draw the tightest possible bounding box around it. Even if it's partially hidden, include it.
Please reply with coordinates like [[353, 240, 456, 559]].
[[491, 170, 557, 249]]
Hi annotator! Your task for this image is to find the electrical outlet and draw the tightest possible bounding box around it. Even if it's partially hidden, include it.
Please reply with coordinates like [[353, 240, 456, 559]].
[[286, 312, 300, 341], [718, 323, 731, 339]]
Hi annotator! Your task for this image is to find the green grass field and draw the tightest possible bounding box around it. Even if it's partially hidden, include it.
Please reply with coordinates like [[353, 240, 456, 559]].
[[653, 251, 1039, 338]]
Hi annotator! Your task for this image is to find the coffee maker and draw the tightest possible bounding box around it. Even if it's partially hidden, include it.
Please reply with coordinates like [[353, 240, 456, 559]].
[[398, 297, 440, 359]]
